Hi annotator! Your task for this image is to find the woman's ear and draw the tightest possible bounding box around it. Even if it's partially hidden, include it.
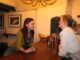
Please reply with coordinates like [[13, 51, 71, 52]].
[[26, 24, 28, 27]]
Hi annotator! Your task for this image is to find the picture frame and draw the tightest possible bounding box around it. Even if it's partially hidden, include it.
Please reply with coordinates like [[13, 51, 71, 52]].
[[77, 24, 80, 28], [0, 14, 4, 28], [77, 24, 80, 34], [8, 14, 21, 28]]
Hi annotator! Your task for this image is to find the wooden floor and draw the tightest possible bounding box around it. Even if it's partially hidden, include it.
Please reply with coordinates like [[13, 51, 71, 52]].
[[0, 41, 60, 60]]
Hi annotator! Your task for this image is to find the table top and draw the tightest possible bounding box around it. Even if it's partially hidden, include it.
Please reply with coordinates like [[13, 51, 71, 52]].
[[0, 41, 60, 60]]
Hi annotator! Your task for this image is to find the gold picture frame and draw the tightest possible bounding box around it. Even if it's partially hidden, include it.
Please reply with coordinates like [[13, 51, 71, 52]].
[[8, 14, 21, 28], [0, 14, 4, 28]]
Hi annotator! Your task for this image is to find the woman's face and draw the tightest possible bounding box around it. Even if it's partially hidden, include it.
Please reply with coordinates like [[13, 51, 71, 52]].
[[59, 16, 65, 29], [26, 21, 35, 30]]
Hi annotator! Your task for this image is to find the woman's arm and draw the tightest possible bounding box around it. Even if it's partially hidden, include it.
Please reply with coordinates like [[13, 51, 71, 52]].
[[16, 30, 27, 53], [59, 32, 70, 57]]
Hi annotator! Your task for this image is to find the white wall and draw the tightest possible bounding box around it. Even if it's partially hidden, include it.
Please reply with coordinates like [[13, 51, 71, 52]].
[[72, 0, 80, 24], [37, 0, 67, 36]]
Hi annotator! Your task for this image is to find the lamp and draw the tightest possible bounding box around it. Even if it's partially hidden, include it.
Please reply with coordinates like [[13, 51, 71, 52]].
[[21, 0, 57, 6]]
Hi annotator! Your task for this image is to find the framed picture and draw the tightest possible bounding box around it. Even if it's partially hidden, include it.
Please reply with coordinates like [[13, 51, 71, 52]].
[[8, 14, 21, 28], [77, 24, 80, 34], [77, 24, 80, 28], [0, 14, 4, 28]]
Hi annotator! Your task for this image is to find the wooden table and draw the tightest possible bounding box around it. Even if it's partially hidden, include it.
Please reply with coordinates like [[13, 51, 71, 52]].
[[0, 41, 60, 60]]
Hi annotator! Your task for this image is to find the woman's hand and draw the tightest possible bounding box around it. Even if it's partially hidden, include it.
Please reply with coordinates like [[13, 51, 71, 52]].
[[25, 47, 36, 53]]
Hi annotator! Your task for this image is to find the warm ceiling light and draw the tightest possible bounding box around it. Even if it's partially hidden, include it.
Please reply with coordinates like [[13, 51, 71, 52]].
[[21, 0, 57, 6]]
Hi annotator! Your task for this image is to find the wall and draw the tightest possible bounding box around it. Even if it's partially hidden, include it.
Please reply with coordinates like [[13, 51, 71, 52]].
[[4, 10, 37, 34], [37, 0, 67, 36], [72, 0, 80, 24], [66, 0, 73, 14]]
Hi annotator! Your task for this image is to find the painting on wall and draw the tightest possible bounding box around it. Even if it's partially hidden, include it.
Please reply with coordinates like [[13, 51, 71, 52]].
[[0, 14, 4, 28], [77, 24, 80, 34], [8, 14, 21, 28]]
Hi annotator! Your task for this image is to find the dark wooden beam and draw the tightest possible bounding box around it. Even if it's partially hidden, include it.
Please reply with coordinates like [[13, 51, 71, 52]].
[[0, 3, 16, 13]]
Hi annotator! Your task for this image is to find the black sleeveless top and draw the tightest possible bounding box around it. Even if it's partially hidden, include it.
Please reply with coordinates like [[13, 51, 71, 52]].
[[21, 28, 34, 50]]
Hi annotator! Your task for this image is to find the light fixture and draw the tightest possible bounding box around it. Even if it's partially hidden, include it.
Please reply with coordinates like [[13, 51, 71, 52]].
[[21, 0, 57, 6]]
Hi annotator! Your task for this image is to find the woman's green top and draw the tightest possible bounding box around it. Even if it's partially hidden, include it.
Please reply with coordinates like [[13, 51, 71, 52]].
[[12, 29, 35, 50]]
